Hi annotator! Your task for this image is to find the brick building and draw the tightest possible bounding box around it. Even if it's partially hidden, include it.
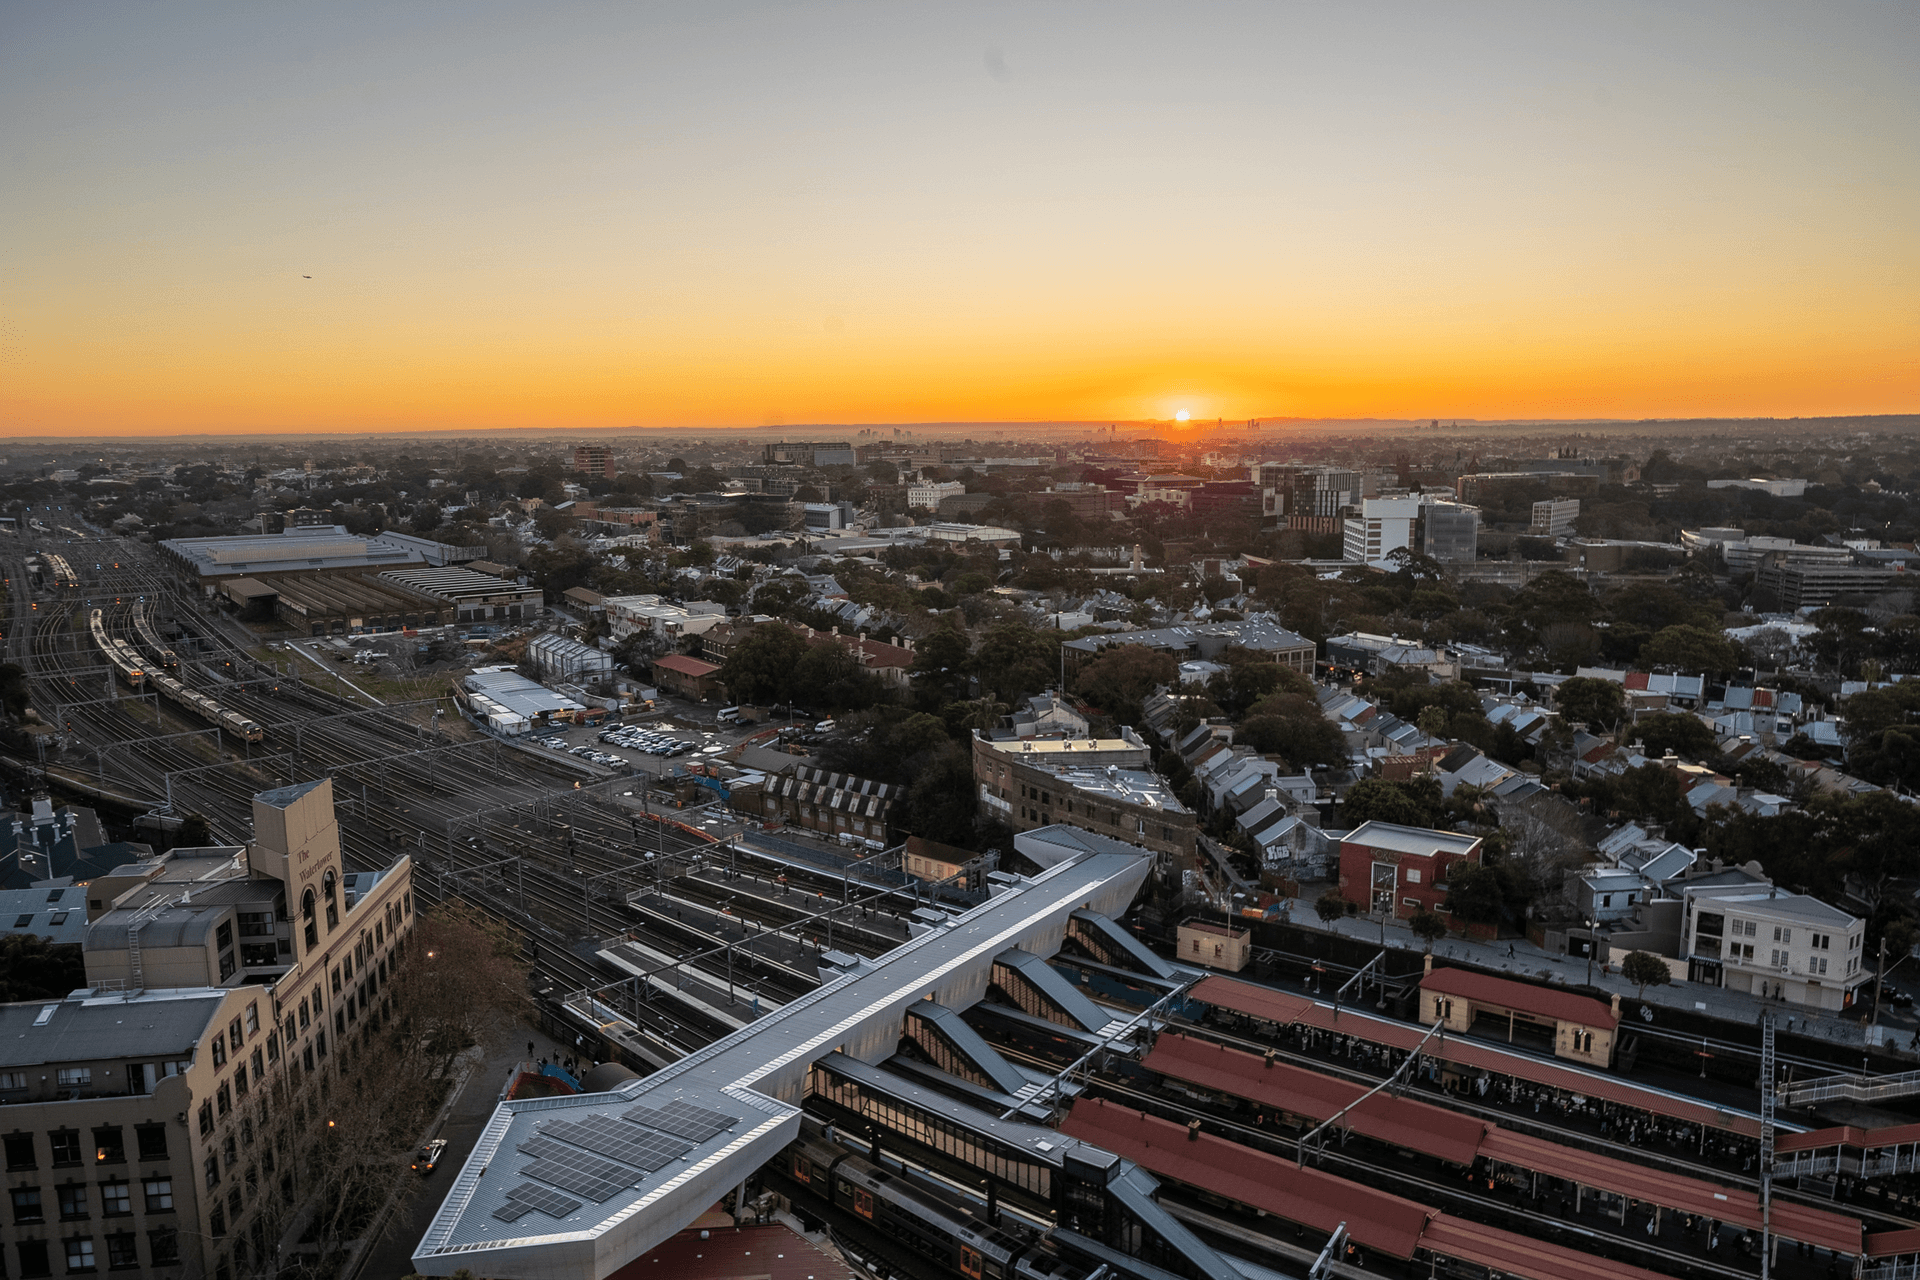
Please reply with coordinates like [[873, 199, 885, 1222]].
[[970, 730, 1197, 874], [1337, 820, 1484, 922]]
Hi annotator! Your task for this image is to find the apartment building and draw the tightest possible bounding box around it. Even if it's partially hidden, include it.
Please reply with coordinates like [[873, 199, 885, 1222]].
[[970, 730, 1197, 873], [0, 779, 414, 1280], [1342, 497, 1420, 564], [571, 444, 614, 479], [1681, 873, 1867, 1012]]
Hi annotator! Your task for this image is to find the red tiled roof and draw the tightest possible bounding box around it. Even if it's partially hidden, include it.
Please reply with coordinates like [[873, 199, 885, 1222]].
[[654, 653, 721, 677], [1191, 976, 1763, 1139], [1061, 1098, 1433, 1259], [1420, 966, 1619, 1030], [1421, 1213, 1672, 1280], [1780, 1121, 1920, 1154], [605, 1223, 855, 1280], [1145, 1033, 1488, 1165]]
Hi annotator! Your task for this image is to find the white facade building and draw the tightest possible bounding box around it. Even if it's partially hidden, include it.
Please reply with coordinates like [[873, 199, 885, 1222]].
[[1681, 877, 1867, 1012], [907, 480, 966, 510], [1342, 497, 1420, 564]]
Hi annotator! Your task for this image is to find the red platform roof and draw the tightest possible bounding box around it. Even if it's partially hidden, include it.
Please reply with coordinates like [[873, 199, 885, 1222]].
[[1868, 1227, 1920, 1259], [1061, 1098, 1433, 1260], [1420, 1212, 1673, 1280], [1421, 966, 1619, 1030], [1781, 1121, 1920, 1154], [1477, 1129, 1858, 1252], [605, 1223, 855, 1280], [1145, 1032, 1489, 1166], [1191, 975, 1762, 1139]]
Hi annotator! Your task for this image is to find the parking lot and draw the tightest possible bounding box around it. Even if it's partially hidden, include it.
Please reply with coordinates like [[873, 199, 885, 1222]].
[[516, 701, 843, 777]]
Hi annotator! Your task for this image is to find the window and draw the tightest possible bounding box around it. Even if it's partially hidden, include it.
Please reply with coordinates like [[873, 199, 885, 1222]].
[[216, 1083, 230, 1116], [6, 1133, 36, 1170], [135, 1127, 166, 1162], [323, 870, 339, 930], [266, 1033, 279, 1063], [244, 1004, 259, 1036], [147, 1229, 178, 1267], [0, 1071, 26, 1091], [19, 1239, 52, 1278], [142, 1179, 172, 1213], [50, 1131, 81, 1166], [1771, 949, 1783, 967], [197, 1103, 213, 1137], [92, 1128, 123, 1165], [64, 1238, 95, 1273], [55, 1068, 90, 1089], [232, 1067, 247, 1098], [12, 1185, 45, 1224], [1813, 932, 1832, 950], [1405, 868, 1422, 885], [250, 1050, 263, 1084], [228, 1021, 242, 1054], [302, 890, 317, 950], [1816, 957, 1829, 975], [204, 1155, 219, 1190], [58, 1185, 87, 1219], [211, 1039, 225, 1069], [330, 968, 341, 997], [297, 998, 309, 1032], [209, 1203, 225, 1237], [100, 1182, 130, 1216], [106, 1233, 138, 1270], [215, 921, 233, 951]]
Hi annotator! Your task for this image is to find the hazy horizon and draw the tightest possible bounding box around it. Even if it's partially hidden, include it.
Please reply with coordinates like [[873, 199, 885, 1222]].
[[5, 1, 1916, 436]]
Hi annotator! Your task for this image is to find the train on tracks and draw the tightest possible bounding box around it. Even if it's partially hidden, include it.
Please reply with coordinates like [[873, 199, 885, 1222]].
[[91, 607, 265, 742], [42, 554, 78, 589], [132, 600, 179, 671], [781, 1129, 1087, 1280]]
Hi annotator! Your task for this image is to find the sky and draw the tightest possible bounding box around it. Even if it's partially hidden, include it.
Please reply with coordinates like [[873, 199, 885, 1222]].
[[2, 1, 1916, 436]]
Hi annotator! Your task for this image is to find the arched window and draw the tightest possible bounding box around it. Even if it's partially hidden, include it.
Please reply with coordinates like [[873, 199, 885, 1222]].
[[300, 890, 317, 950], [322, 870, 338, 931]]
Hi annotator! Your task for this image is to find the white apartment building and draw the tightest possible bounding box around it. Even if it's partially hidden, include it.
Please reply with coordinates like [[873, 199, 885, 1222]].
[[601, 594, 728, 643], [1681, 876, 1867, 1012], [906, 480, 966, 510], [1342, 497, 1420, 564], [1530, 498, 1581, 538]]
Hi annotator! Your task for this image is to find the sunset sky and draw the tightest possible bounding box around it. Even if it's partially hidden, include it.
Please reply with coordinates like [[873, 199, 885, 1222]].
[[3, 1, 1915, 436]]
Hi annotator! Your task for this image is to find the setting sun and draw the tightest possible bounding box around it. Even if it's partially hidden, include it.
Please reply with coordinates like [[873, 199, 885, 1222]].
[[1175, 410, 1190, 422]]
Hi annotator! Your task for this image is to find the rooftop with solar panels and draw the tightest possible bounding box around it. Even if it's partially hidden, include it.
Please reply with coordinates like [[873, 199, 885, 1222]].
[[412, 836, 1155, 1279]]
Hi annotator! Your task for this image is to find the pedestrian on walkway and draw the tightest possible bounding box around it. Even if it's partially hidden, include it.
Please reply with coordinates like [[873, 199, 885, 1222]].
[[1507, 944, 1515, 958]]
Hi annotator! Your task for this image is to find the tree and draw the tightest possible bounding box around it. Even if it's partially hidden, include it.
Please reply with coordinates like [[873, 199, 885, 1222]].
[[1314, 889, 1349, 923], [970, 623, 1060, 703], [1638, 625, 1747, 678], [1408, 910, 1447, 952], [0, 935, 85, 1001], [1496, 795, 1587, 908], [1443, 863, 1506, 926], [1416, 705, 1451, 740], [718, 622, 809, 705], [1070, 646, 1177, 724], [0, 662, 27, 716], [793, 640, 882, 713], [1620, 950, 1671, 998], [1340, 778, 1444, 829], [1554, 676, 1627, 732], [1630, 712, 1719, 761]]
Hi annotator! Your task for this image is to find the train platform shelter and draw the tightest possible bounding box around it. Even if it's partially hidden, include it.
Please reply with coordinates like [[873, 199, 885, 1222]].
[[1778, 1120, 1920, 1180], [1144, 1032, 1864, 1254], [1188, 975, 1765, 1140], [413, 847, 1154, 1279], [1062, 1098, 1677, 1280], [1419, 964, 1619, 1067]]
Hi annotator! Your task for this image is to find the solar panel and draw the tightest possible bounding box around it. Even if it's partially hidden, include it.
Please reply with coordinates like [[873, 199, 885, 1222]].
[[504, 1182, 582, 1219], [542, 1115, 689, 1172], [515, 1135, 573, 1161], [520, 1157, 632, 1202], [491, 1201, 533, 1222], [623, 1099, 737, 1143]]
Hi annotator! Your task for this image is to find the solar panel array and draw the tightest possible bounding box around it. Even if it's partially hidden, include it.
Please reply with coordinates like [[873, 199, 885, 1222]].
[[504, 1183, 582, 1219], [544, 1116, 689, 1173], [520, 1151, 635, 1202], [623, 1099, 737, 1143], [506, 1097, 744, 1213]]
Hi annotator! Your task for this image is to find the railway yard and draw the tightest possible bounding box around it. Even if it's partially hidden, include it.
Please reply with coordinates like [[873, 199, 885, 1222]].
[[11, 524, 1920, 1280]]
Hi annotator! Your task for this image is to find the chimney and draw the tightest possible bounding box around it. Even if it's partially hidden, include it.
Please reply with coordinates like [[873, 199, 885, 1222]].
[[1186, 1119, 1201, 1142], [1610, 993, 1621, 1019]]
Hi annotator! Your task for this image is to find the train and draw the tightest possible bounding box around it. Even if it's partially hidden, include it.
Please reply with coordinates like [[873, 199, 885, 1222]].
[[779, 1130, 1086, 1280], [132, 601, 179, 671], [89, 607, 147, 689], [43, 554, 78, 589], [90, 608, 265, 742]]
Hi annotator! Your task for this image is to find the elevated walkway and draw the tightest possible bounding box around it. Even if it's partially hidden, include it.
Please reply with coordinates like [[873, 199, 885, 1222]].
[[1069, 908, 1176, 979], [992, 947, 1112, 1033], [902, 1000, 1030, 1096]]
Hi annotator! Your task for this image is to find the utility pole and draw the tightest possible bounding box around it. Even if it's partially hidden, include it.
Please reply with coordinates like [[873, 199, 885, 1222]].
[[1874, 936, 1888, 1026]]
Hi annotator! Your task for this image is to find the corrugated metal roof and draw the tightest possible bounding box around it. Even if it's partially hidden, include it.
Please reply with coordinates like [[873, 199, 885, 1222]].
[[0, 989, 227, 1068]]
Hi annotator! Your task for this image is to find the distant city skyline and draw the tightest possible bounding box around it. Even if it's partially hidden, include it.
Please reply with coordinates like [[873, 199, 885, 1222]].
[[3, 1, 1915, 435]]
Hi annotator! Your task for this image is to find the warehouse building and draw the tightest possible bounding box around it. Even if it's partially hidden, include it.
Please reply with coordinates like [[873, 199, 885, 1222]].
[[260, 575, 453, 635], [379, 565, 544, 623], [528, 633, 615, 682], [160, 526, 424, 591]]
